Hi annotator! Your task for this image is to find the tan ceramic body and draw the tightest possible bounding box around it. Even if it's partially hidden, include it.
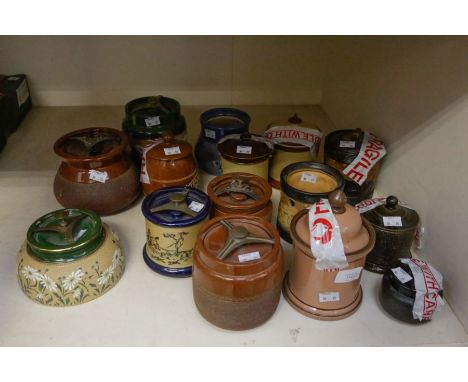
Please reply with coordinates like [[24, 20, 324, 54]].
[[269, 149, 314, 189], [221, 157, 269, 180]]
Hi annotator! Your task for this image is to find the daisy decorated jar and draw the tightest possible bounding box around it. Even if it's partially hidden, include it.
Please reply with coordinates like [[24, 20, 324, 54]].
[[16, 208, 125, 307]]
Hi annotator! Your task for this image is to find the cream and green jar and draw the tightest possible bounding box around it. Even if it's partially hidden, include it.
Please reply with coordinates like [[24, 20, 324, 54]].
[[16, 208, 124, 307], [141, 187, 212, 277], [218, 133, 273, 180]]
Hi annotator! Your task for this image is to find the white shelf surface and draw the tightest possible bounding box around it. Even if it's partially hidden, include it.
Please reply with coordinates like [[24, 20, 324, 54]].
[[1, 106, 467, 346]]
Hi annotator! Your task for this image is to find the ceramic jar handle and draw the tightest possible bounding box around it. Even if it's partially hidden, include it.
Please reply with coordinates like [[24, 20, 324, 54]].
[[150, 192, 198, 217], [32, 210, 86, 244], [214, 176, 260, 201]]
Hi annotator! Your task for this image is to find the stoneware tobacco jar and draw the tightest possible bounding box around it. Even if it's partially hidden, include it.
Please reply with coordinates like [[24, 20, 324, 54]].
[[277, 161, 344, 243], [206, 172, 273, 221], [53, 127, 140, 215], [17, 208, 125, 307], [142, 187, 211, 277], [192, 215, 283, 330], [195, 108, 250, 175], [283, 190, 376, 320]]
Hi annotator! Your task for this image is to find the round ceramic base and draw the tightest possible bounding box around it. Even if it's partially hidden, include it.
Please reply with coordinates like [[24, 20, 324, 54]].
[[282, 272, 363, 321], [277, 222, 292, 243], [268, 177, 280, 190], [143, 245, 192, 277]]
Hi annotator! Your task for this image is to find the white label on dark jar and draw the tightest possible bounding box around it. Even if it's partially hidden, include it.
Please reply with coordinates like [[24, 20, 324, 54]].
[[238, 251, 261, 262], [334, 267, 362, 283], [16, 79, 30, 107], [339, 140, 356, 148], [188, 201, 204, 213], [144, 116, 161, 127], [164, 146, 181, 156], [391, 267, 413, 284], [89, 170, 108, 183], [8, 76, 20, 81], [300, 172, 317, 183], [236, 145, 252, 154], [205, 129, 216, 139], [383, 216, 402, 227], [319, 291, 340, 303]]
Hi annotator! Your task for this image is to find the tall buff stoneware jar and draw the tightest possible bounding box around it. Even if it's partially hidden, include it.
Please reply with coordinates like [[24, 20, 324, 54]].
[[16, 208, 125, 307], [283, 190, 375, 320]]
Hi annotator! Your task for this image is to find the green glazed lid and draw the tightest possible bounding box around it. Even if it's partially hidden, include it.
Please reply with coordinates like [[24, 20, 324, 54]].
[[26, 208, 105, 263]]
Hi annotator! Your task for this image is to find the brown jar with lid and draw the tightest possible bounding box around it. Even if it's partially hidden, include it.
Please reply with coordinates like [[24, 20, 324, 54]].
[[141, 132, 198, 195], [283, 190, 376, 320], [192, 215, 283, 330], [218, 133, 273, 180], [206, 172, 273, 222]]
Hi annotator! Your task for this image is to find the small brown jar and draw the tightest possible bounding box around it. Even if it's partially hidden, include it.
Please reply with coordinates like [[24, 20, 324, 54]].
[[54, 127, 140, 215], [141, 132, 198, 195], [206, 172, 273, 222], [192, 215, 283, 330]]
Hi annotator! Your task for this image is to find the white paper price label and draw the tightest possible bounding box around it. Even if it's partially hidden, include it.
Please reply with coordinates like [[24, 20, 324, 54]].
[[164, 146, 181, 156], [319, 292, 340, 303], [238, 251, 261, 263], [8, 76, 20, 81], [89, 170, 108, 183], [383, 216, 402, 227], [236, 145, 252, 154], [300, 172, 317, 183], [339, 140, 356, 148], [144, 116, 161, 127], [16, 79, 29, 107], [334, 267, 362, 283], [188, 201, 204, 213], [391, 267, 413, 284], [205, 129, 216, 139]]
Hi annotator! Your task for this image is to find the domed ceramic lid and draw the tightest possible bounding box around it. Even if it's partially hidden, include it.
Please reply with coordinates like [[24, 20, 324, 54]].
[[147, 132, 192, 161], [218, 133, 273, 164], [363, 196, 419, 230], [27, 208, 104, 263]]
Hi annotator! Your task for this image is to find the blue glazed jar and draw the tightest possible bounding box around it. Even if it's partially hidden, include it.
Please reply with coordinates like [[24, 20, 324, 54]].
[[142, 187, 211, 277], [195, 108, 250, 175]]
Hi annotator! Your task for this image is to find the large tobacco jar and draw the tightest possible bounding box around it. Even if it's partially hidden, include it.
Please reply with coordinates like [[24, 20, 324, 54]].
[[122, 95, 187, 160], [195, 108, 250, 175], [206, 172, 273, 222], [277, 162, 344, 243], [140, 132, 198, 195], [192, 215, 283, 330], [358, 196, 419, 274], [324, 128, 386, 205], [17, 208, 125, 307], [380, 259, 444, 324], [142, 187, 211, 277], [283, 190, 375, 320], [54, 127, 140, 215], [264, 114, 322, 189], [218, 133, 274, 180]]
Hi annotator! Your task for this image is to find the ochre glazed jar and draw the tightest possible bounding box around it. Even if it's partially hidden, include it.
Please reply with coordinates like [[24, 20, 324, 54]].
[[192, 215, 283, 330], [283, 190, 375, 320], [141, 132, 198, 195], [142, 187, 211, 277], [206, 172, 273, 221], [54, 127, 140, 215], [265, 114, 322, 189], [218, 133, 273, 180], [16, 208, 125, 307], [277, 162, 344, 243]]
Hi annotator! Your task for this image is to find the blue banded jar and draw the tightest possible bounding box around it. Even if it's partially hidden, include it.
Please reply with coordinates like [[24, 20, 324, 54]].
[[142, 187, 211, 277], [195, 108, 250, 175]]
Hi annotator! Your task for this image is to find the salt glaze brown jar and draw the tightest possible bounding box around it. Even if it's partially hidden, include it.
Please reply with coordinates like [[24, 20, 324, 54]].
[[192, 215, 283, 330], [206, 172, 273, 222], [277, 162, 344, 243], [283, 190, 376, 320], [16, 208, 125, 307], [218, 133, 274, 180], [142, 187, 211, 277], [362, 196, 419, 274], [264, 114, 322, 189], [141, 132, 198, 195], [54, 127, 140, 215]]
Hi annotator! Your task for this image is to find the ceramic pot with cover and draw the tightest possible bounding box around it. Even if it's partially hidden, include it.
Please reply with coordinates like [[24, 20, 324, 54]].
[[16, 208, 125, 307], [206, 172, 273, 222], [192, 215, 283, 330], [54, 127, 140, 215], [142, 187, 211, 277], [195, 108, 250, 175], [283, 190, 375, 320], [277, 161, 344, 243]]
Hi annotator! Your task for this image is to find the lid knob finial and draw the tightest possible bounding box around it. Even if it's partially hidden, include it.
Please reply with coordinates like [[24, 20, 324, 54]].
[[162, 131, 175, 143], [288, 113, 302, 124], [386, 195, 399, 209], [329, 189, 347, 214]]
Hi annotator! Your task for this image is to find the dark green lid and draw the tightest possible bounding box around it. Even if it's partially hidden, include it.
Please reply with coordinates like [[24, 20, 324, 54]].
[[26, 208, 105, 263]]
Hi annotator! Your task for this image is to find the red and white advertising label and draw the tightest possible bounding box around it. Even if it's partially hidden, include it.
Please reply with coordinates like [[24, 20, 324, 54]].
[[400, 259, 444, 321], [342, 132, 386, 186], [264, 125, 322, 156], [140, 139, 163, 184], [308, 199, 347, 270]]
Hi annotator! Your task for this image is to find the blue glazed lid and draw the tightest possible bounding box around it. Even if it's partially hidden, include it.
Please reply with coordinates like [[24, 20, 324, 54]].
[[142, 187, 211, 227], [200, 108, 250, 142]]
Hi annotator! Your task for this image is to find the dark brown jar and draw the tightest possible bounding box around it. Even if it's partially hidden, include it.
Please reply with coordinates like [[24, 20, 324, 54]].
[[192, 215, 283, 330], [54, 127, 140, 215], [206, 172, 273, 221]]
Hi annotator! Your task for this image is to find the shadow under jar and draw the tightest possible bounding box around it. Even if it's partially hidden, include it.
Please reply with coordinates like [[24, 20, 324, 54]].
[[54, 127, 140, 215], [192, 215, 283, 330]]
